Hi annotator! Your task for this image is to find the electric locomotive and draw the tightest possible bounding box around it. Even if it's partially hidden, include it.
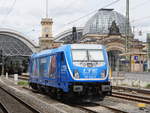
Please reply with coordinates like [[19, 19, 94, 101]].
[[29, 44, 112, 101]]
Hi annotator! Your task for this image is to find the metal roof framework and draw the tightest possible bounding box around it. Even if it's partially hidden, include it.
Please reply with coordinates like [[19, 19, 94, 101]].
[[0, 28, 37, 57]]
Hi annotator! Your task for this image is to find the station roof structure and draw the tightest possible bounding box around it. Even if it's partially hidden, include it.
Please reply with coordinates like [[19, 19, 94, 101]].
[[0, 28, 38, 56], [83, 8, 132, 36], [55, 9, 133, 42]]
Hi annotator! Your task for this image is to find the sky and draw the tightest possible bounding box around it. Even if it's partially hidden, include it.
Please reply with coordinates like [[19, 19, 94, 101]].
[[0, 0, 150, 44]]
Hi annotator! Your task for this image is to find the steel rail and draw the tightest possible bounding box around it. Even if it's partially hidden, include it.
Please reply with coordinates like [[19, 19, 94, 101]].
[[112, 92, 150, 104], [113, 91, 150, 100], [93, 103, 128, 113], [112, 86, 150, 94], [75, 105, 99, 113], [23, 86, 129, 113], [0, 102, 9, 113], [72, 102, 129, 113], [0, 87, 41, 113]]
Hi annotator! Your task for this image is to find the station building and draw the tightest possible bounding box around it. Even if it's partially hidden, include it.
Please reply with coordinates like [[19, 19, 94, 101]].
[[0, 9, 148, 74], [54, 9, 147, 72]]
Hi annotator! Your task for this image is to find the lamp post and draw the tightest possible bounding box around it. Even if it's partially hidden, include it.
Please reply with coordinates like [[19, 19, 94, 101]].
[[125, 0, 129, 53], [147, 34, 150, 72], [125, 0, 130, 72]]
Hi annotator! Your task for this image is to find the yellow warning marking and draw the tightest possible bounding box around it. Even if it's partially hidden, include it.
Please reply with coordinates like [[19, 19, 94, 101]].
[[109, 68, 112, 79], [137, 103, 146, 108]]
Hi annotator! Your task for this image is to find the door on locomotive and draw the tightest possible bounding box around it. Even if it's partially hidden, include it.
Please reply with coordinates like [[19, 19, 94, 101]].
[[60, 52, 68, 82]]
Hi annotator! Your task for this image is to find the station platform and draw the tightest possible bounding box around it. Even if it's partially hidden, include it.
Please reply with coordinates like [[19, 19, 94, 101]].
[[0, 76, 85, 113]]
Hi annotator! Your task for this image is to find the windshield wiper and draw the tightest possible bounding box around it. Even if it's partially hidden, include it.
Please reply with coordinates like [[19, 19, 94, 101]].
[[79, 57, 87, 66]]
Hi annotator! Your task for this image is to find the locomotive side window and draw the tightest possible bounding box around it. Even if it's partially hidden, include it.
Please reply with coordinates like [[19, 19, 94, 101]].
[[30, 59, 34, 75], [33, 59, 38, 76], [39, 57, 49, 76], [49, 55, 57, 78], [31, 59, 38, 76]]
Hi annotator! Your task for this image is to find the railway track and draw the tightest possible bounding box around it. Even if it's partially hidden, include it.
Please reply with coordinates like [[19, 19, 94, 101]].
[[74, 102, 129, 113], [0, 102, 9, 113], [112, 86, 150, 94], [23, 87, 129, 113], [0, 87, 41, 113], [112, 91, 150, 104], [23, 85, 150, 112]]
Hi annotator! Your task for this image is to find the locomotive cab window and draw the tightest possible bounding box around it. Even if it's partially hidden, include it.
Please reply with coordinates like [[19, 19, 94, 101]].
[[72, 49, 105, 67], [72, 49, 88, 61], [88, 50, 104, 61]]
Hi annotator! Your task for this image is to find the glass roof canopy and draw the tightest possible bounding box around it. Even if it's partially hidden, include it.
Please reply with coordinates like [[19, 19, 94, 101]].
[[0, 34, 33, 56], [83, 9, 132, 36]]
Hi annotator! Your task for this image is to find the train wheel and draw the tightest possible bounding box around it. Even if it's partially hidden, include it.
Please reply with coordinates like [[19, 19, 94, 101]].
[[30, 83, 38, 90], [49, 88, 57, 99], [37, 84, 45, 93]]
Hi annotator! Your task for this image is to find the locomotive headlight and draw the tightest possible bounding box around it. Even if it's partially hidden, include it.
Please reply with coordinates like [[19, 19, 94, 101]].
[[101, 70, 106, 78], [74, 70, 80, 79]]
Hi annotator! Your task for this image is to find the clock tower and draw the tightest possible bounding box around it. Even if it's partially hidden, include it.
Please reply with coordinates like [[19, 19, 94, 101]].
[[39, 18, 54, 50], [39, 0, 61, 51]]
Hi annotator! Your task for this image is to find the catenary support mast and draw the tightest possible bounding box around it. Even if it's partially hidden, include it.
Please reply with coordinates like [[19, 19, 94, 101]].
[[125, 0, 129, 52], [46, 0, 48, 18]]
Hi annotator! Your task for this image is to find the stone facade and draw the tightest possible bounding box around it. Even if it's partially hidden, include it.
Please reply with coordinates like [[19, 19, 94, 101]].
[[39, 18, 61, 50], [81, 33, 146, 72], [40, 9, 148, 72]]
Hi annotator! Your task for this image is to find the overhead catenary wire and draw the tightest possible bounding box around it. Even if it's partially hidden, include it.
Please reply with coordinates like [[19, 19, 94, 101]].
[[131, 0, 150, 11], [129, 0, 150, 25], [0, 0, 9, 14], [65, 0, 121, 25], [1, 0, 17, 24], [131, 15, 150, 26], [102, 0, 121, 8], [6, 0, 16, 15], [65, 0, 150, 28]]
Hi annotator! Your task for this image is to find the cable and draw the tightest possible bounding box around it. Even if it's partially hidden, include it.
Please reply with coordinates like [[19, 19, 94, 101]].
[[5, 0, 16, 17], [102, 0, 121, 8], [131, 15, 150, 24], [131, 0, 150, 11], [1, 0, 17, 24], [65, 0, 121, 25], [129, 0, 150, 26], [66, 10, 97, 25]]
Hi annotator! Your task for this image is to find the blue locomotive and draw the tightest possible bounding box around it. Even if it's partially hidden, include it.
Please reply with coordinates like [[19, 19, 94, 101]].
[[29, 44, 111, 101]]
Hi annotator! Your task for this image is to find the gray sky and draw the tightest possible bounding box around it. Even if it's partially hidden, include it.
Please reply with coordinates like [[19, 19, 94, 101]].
[[0, 0, 150, 44]]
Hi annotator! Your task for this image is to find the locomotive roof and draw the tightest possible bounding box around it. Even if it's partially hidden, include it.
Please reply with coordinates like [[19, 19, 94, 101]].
[[31, 44, 104, 58]]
